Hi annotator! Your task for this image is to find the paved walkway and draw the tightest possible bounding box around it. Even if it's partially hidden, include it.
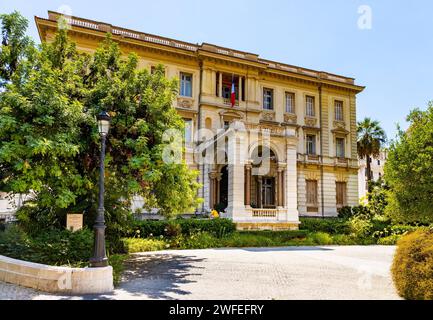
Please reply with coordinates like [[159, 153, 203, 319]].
[[0, 246, 400, 300]]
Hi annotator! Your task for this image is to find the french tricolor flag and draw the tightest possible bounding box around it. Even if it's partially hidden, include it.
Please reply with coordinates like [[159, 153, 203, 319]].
[[230, 75, 236, 107]]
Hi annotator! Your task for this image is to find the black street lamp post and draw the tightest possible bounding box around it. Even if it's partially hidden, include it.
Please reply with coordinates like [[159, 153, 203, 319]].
[[90, 111, 111, 268]]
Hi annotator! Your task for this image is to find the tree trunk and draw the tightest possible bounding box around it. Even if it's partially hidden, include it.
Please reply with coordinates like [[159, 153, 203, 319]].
[[366, 155, 372, 193]]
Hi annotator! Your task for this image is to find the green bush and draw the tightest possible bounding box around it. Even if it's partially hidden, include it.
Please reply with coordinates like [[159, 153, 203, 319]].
[[175, 232, 220, 249], [130, 218, 236, 238], [390, 225, 419, 235], [377, 234, 401, 245], [108, 254, 127, 286], [309, 232, 334, 245], [331, 234, 357, 245], [165, 221, 182, 238], [300, 218, 350, 234], [391, 229, 433, 300], [122, 237, 166, 253], [337, 205, 371, 219], [221, 230, 308, 248], [347, 215, 373, 238], [0, 225, 93, 267]]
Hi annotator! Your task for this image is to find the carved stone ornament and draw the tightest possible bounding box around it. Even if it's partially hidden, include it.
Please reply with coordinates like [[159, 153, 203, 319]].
[[262, 111, 275, 121], [304, 116, 317, 127], [177, 97, 193, 109], [284, 113, 297, 124], [333, 120, 346, 130]]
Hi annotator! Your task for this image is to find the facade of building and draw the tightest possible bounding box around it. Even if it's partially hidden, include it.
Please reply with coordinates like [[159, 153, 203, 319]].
[[358, 150, 388, 201], [36, 11, 365, 230]]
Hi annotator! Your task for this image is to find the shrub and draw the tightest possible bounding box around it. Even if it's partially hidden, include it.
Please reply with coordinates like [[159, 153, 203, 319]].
[[391, 229, 433, 300], [309, 232, 334, 245], [337, 205, 371, 219], [390, 225, 419, 235], [108, 254, 127, 286], [165, 221, 182, 238], [175, 232, 220, 249], [222, 232, 275, 248], [332, 234, 357, 245], [0, 225, 93, 267], [130, 218, 236, 238], [377, 234, 401, 245], [347, 215, 373, 238], [337, 206, 354, 219], [122, 238, 166, 253], [300, 218, 350, 234]]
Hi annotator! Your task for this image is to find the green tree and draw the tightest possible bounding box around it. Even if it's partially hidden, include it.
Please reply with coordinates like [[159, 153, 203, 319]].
[[0, 11, 34, 86], [0, 12, 202, 237], [385, 103, 433, 224], [357, 118, 386, 192], [367, 178, 388, 216]]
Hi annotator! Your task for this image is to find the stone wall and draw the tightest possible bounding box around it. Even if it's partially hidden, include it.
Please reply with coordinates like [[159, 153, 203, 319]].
[[0, 255, 113, 295]]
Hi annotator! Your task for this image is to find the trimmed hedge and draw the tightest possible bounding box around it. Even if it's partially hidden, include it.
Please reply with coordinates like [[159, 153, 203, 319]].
[[391, 228, 433, 300], [130, 218, 236, 238], [0, 225, 93, 267], [299, 217, 350, 234]]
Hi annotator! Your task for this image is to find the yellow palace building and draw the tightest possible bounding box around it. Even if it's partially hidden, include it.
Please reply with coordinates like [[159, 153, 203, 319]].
[[36, 11, 364, 230]]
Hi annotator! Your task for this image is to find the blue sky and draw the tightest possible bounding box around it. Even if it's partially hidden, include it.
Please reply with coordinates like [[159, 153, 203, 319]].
[[1, 0, 432, 140]]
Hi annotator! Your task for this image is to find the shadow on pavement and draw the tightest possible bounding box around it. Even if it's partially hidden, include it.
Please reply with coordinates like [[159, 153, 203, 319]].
[[72, 253, 206, 300], [214, 246, 335, 253]]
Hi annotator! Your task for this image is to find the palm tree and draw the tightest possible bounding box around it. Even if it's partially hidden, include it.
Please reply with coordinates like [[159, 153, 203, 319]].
[[357, 118, 386, 192]]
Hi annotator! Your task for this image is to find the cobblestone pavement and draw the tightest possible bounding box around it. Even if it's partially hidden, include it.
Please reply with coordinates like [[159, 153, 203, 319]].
[[0, 246, 400, 300]]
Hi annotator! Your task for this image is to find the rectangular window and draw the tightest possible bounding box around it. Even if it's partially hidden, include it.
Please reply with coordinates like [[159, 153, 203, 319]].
[[306, 135, 316, 155], [263, 88, 274, 110], [336, 138, 345, 158], [336, 182, 347, 207], [306, 96, 315, 117], [180, 72, 192, 97], [285, 92, 295, 113], [335, 100, 343, 121], [306, 180, 318, 206], [184, 119, 193, 143]]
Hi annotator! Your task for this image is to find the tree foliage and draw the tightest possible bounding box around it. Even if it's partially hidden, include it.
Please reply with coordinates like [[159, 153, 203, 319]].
[[357, 117, 386, 191], [385, 104, 433, 224], [0, 12, 201, 234]]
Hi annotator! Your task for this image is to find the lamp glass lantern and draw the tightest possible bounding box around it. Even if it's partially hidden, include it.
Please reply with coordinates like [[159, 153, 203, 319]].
[[97, 111, 111, 135]]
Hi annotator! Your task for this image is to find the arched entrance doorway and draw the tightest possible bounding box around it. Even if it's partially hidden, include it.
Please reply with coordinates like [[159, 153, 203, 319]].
[[246, 145, 283, 209]]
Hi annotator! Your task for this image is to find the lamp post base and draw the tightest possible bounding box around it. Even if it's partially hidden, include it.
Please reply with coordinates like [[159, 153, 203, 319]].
[[89, 257, 109, 268], [90, 222, 108, 268]]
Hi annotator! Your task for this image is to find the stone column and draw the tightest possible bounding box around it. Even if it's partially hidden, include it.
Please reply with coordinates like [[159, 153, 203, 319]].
[[285, 141, 299, 221], [245, 163, 252, 206], [239, 77, 243, 102], [218, 72, 223, 98], [277, 165, 285, 207], [226, 128, 247, 220], [209, 171, 218, 210], [216, 173, 222, 206], [257, 176, 262, 208]]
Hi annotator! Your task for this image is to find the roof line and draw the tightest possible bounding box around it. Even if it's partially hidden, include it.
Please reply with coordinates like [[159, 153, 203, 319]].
[[38, 11, 363, 89]]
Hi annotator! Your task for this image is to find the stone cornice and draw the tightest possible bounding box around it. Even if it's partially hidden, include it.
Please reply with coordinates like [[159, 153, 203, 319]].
[[35, 11, 365, 94]]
